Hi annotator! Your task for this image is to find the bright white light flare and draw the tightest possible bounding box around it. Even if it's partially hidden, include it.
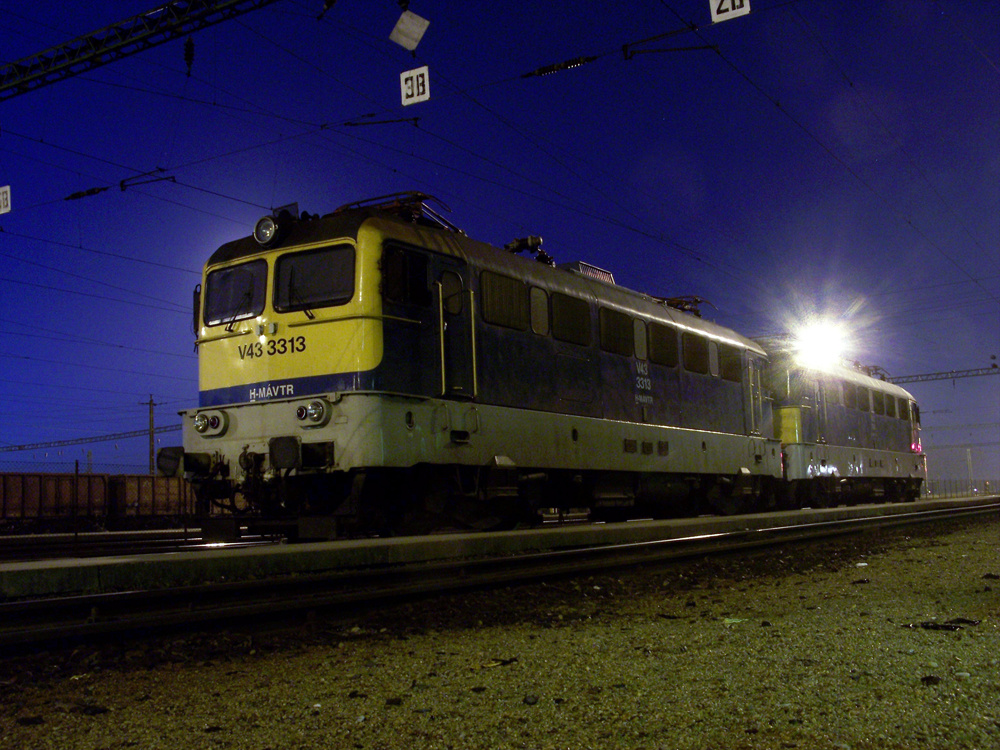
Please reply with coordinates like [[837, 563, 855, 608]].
[[794, 321, 848, 371]]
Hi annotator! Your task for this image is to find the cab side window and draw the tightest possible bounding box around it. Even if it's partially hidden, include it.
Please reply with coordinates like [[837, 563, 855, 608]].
[[381, 246, 430, 307]]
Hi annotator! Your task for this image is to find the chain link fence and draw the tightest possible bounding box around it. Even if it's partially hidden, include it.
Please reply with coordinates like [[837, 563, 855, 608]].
[[924, 478, 998, 499]]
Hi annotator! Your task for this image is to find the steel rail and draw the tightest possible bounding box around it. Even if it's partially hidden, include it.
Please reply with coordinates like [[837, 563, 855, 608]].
[[0, 529, 275, 563], [0, 500, 997, 649]]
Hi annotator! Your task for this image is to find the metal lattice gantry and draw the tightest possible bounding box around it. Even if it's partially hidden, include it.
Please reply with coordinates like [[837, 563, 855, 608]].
[[0, 0, 283, 102], [888, 367, 1000, 385]]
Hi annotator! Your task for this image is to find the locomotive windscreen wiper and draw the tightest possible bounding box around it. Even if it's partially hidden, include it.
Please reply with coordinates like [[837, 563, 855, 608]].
[[224, 287, 255, 332], [286, 268, 316, 319]]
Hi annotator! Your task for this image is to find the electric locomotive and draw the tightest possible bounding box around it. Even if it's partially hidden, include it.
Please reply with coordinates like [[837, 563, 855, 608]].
[[158, 192, 791, 534], [757, 339, 926, 506]]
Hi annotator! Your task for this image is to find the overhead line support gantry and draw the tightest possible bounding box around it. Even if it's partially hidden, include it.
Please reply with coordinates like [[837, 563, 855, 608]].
[[0, 0, 282, 101]]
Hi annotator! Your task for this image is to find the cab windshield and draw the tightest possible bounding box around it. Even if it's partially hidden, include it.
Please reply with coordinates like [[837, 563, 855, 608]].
[[273, 244, 355, 313], [204, 260, 267, 326]]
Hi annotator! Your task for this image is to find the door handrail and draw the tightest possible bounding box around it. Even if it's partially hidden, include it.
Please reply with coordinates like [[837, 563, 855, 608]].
[[435, 280, 447, 396]]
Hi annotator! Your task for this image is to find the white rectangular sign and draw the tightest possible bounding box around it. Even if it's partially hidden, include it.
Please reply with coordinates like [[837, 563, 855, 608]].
[[0, 185, 9, 215], [390, 10, 429, 52], [711, 0, 750, 23], [400, 65, 429, 106]]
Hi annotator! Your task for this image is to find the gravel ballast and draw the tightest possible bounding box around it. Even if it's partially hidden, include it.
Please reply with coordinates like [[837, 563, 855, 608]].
[[2, 515, 998, 749]]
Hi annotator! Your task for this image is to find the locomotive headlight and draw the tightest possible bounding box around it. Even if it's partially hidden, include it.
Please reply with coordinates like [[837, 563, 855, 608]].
[[295, 399, 330, 427], [306, 400, 326, 422], [253, 215, 277, 245], [192, 410, 228, 437]]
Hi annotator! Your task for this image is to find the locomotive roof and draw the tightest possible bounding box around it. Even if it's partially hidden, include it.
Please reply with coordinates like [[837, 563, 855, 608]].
[[756, 340, 917, 401], [829, 363, 917, 400], [207, 199, 765, 357], [208, 210, 374, 266]]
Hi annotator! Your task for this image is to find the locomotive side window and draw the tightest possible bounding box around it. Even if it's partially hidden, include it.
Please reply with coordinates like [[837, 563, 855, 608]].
[[204, 259, 267, 326], [843, 382, 858, 409], [274, 245, 355, 313], [480, 270, 529, 330], [551, 293, 591, 345], [599, 307, 633, 356], [530, 287, 549, 335], [439, 271, 463, 315], [910, 401, 921, 425], [857, 387, 870, 412], [872, 390, 885, 416], [682, 332, 710, 375], [823, 379, 842, 406], [787, 372, 814, 402], [633, 318, 648, 360], [885, 395, 896, 418], [898, 397, 909, 420], [381, 245, 431, 307], [648, 322, 678, 366], [769, 368, 790, 400], [718, 343, 743, 382]]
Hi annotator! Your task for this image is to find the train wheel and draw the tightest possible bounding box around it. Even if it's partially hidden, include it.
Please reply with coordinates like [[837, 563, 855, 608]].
[[636, 474, 699, 518], [809, 478, 836, 509], [704, 478, 749, 516], [469, 463, 544, 531], [386, 464, 534, 535], [757, 478, 778, 512], [774, 481, 796, 510], [786, 479, 812, 509], [882, 479, 902, 504]]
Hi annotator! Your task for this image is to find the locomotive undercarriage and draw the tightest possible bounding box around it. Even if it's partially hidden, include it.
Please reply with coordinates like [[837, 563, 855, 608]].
[[191, 459, 920, 539], [175, 393, 920, 539], [191, 460, 788, 539], [781, 443, 925, 508]]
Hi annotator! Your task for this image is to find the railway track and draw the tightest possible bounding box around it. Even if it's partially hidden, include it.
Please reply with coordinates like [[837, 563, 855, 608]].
[[1, 496, 997, 649], [0, 527, 278, 563]]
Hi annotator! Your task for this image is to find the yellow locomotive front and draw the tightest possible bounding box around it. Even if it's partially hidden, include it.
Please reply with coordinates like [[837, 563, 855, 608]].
[[162, 206, 392, 516], [197, 218, 382, 407]]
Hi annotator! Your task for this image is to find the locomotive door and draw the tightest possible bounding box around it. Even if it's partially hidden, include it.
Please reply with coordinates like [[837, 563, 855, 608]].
[[380, 244, 474, 398], [747, 357, 764, 435], [431, 255, 476, 399], [815, 380, 829, 443]]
